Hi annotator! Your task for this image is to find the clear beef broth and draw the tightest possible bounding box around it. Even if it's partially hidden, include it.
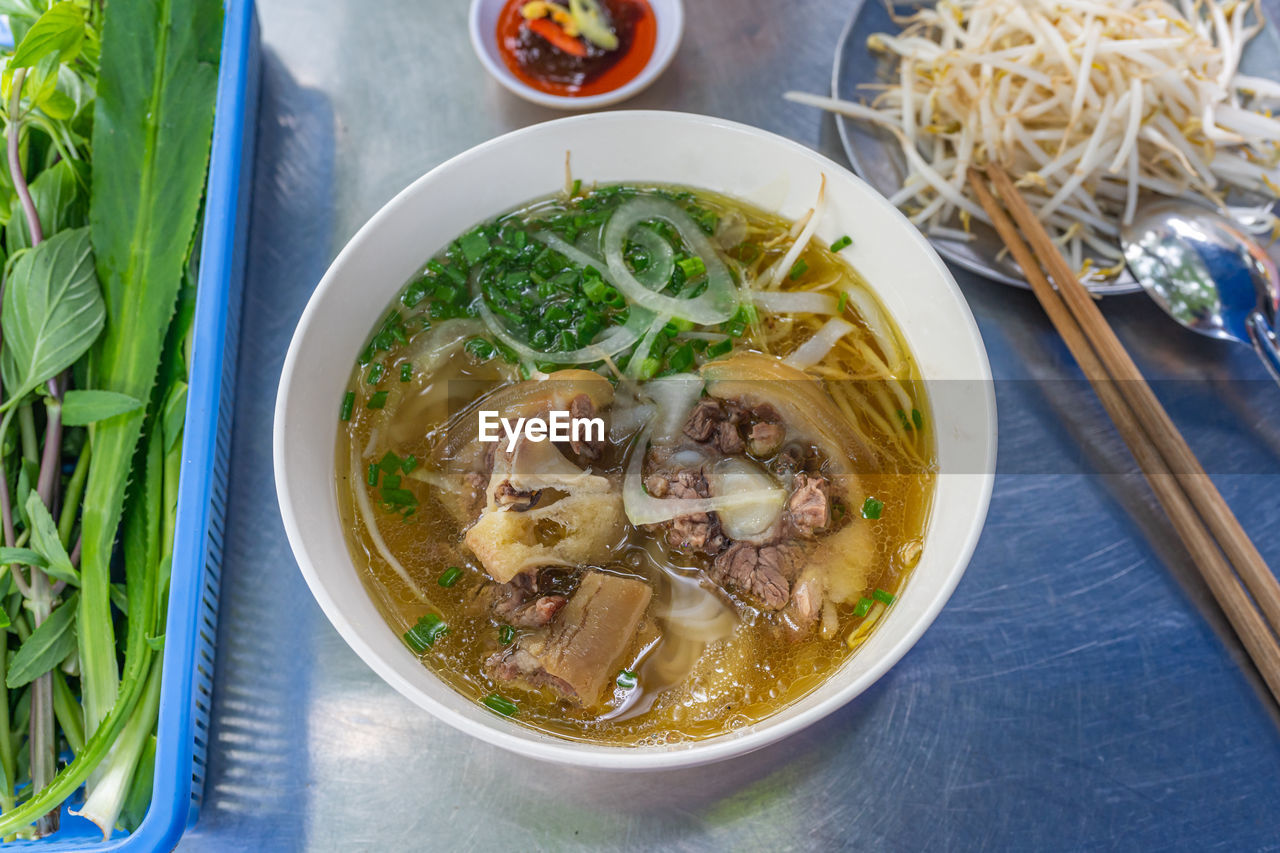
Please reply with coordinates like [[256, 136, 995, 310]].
[[335, 185, 936, 744]]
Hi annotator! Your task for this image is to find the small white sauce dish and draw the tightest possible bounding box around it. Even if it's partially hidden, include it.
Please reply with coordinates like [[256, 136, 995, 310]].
[[468, 0, 684, 110]]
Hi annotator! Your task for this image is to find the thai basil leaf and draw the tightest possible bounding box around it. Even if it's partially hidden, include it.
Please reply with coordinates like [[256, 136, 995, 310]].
[[24, 492, 77, 586], [60, 389, 143, 426], [0, 227, 104, 409], [0, 547, 46, 568], [7, 2, 85, 70], [6, 592, 78, 688]]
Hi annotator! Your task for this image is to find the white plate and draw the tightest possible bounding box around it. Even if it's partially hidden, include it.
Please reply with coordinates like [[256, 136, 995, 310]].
[[274, 111, 997, 770]]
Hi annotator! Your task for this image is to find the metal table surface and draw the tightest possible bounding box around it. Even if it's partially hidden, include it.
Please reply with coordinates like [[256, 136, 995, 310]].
[[180, 1, 1280, 850]]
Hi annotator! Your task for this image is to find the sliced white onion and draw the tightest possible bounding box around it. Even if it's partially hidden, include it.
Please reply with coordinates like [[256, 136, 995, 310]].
[[783, 317, 855, 370], [641, 373, 705, 443], [750, 290, 839, 315], [622, 430, 789, 527], [707, 457, 786, 540], [351, 446, 425, 601], [535, 226, 674, 291], [602, 198, 739, 325]]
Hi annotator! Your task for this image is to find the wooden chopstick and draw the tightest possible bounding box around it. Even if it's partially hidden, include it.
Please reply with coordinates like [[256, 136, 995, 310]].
[[967, 166, 1280, 707], [984, 165, 1280, 636]]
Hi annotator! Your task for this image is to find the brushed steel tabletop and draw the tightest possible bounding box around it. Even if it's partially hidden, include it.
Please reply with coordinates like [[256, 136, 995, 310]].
[[180, 0, 1280, 850]]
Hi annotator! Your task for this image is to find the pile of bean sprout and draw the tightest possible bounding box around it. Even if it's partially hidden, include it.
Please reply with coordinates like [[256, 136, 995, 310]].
[[786, 0, 1280, 279]]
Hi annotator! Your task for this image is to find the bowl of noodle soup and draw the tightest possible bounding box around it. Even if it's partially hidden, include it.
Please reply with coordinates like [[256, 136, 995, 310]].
[[275, 111, 996, 768]]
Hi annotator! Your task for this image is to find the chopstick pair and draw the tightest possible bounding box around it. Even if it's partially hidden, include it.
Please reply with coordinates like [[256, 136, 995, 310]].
[[967, 164, 1280, 708]]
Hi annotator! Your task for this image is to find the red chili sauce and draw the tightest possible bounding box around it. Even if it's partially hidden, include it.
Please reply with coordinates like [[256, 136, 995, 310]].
[[496, 0, 657, 98]]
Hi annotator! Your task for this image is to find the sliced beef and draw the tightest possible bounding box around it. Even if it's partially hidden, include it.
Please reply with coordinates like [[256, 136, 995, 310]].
[[683, 399, 722, 443], [748, 421, 785, 457], [494, 481, 541, 511], [643, 466, 725, 554], [709, 541, 805, 610], [485, 571, 652, 705], [484, 571, 567, 628], [787, 473, 830, 536]]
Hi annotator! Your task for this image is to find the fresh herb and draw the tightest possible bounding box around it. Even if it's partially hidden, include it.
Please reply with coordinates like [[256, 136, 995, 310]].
[[378, 451, 401, 473], [616, 670, 638, 690], [404, 613, 448, 653], [854, 597, 874, 617], [367, 464, 380, 487], [705, 338, 733, 359], [401, 455, 418, 474], [829, 235, 852, 252], [482, 693, 519, 717], [438, 566, 464, 588], [676, 256, 706, 278], [789, 258, 809, 280], [861, 496, 885, 520], [367, 390, 389, 410], [873, 588, 896, 605], [399, 362, 413, 382], [366, 363, 384, 384], [498, 624, 515, 645], [0, 0, 224, 836]]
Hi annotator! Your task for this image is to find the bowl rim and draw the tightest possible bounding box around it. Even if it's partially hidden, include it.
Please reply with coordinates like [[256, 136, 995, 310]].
[[274, 110, 997, 770], [467, 0, 685, 110]]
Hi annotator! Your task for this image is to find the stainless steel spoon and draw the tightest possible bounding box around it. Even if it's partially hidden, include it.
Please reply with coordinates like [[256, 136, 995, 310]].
[[1120, 199, 1280, 385]]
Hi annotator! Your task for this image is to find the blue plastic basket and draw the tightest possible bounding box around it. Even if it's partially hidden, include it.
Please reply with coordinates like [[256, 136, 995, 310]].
[[7, 1, 260, 848]]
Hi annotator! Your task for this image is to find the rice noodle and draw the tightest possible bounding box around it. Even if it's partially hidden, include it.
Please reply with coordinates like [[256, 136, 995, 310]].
[[785, 0, 1280, 279]]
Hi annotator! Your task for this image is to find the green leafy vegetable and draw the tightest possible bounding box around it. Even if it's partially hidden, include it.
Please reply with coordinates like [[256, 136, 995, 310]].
[[60, 389, 143, 426], [24, 493, 76, 586], [6, 593, 77, 689], [0, 227, 104, 410]]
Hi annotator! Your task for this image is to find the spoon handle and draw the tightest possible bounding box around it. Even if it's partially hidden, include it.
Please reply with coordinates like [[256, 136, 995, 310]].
[[1246, 310, 1280, 388]]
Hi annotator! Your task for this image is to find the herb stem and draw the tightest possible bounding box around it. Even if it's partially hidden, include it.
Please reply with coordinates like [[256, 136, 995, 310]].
[[6, 68, 41, 247], [58, 441, 90, 546]]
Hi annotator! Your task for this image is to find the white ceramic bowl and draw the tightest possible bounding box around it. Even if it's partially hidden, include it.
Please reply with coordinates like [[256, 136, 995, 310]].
[[468, 0, 684, 109], [275, 111, 997, 770]]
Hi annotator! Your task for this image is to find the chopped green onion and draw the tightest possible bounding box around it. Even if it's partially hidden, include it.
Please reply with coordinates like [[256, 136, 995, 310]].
[[873, 588, 896, 605], [571, 178, 582, 195], [789, 258, 809, 280], [667, 342, 695, 372], [705, 338, 733, 359], [366, 464, 379, 487], [381, 487, 418, 508], [616, 670, 638, 690], [912, 408, 924, 430], [636, 357, 661, 380], [465, 337, 497, 361], [854, 597, 874, 617], [404, 613, 448, 652], [861, 496, 884, 520], [458, 230, 491, 265], [499, 624, 515, 645], [830, 235, 852, 252], [339, 391, 355, 421], [367, 390, 389, 409], [676, 256, 706, 278], [837, 291, 849, 315], [439, 566, 464, 588], [400, 362, 413, 382], [382, 474, 402, 490], [378, 451, 401, 473], [897, 409, 913, 431], [482, 693, 518, 717], [366, 363, 384, 384], [401, 454, 418, 473]]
